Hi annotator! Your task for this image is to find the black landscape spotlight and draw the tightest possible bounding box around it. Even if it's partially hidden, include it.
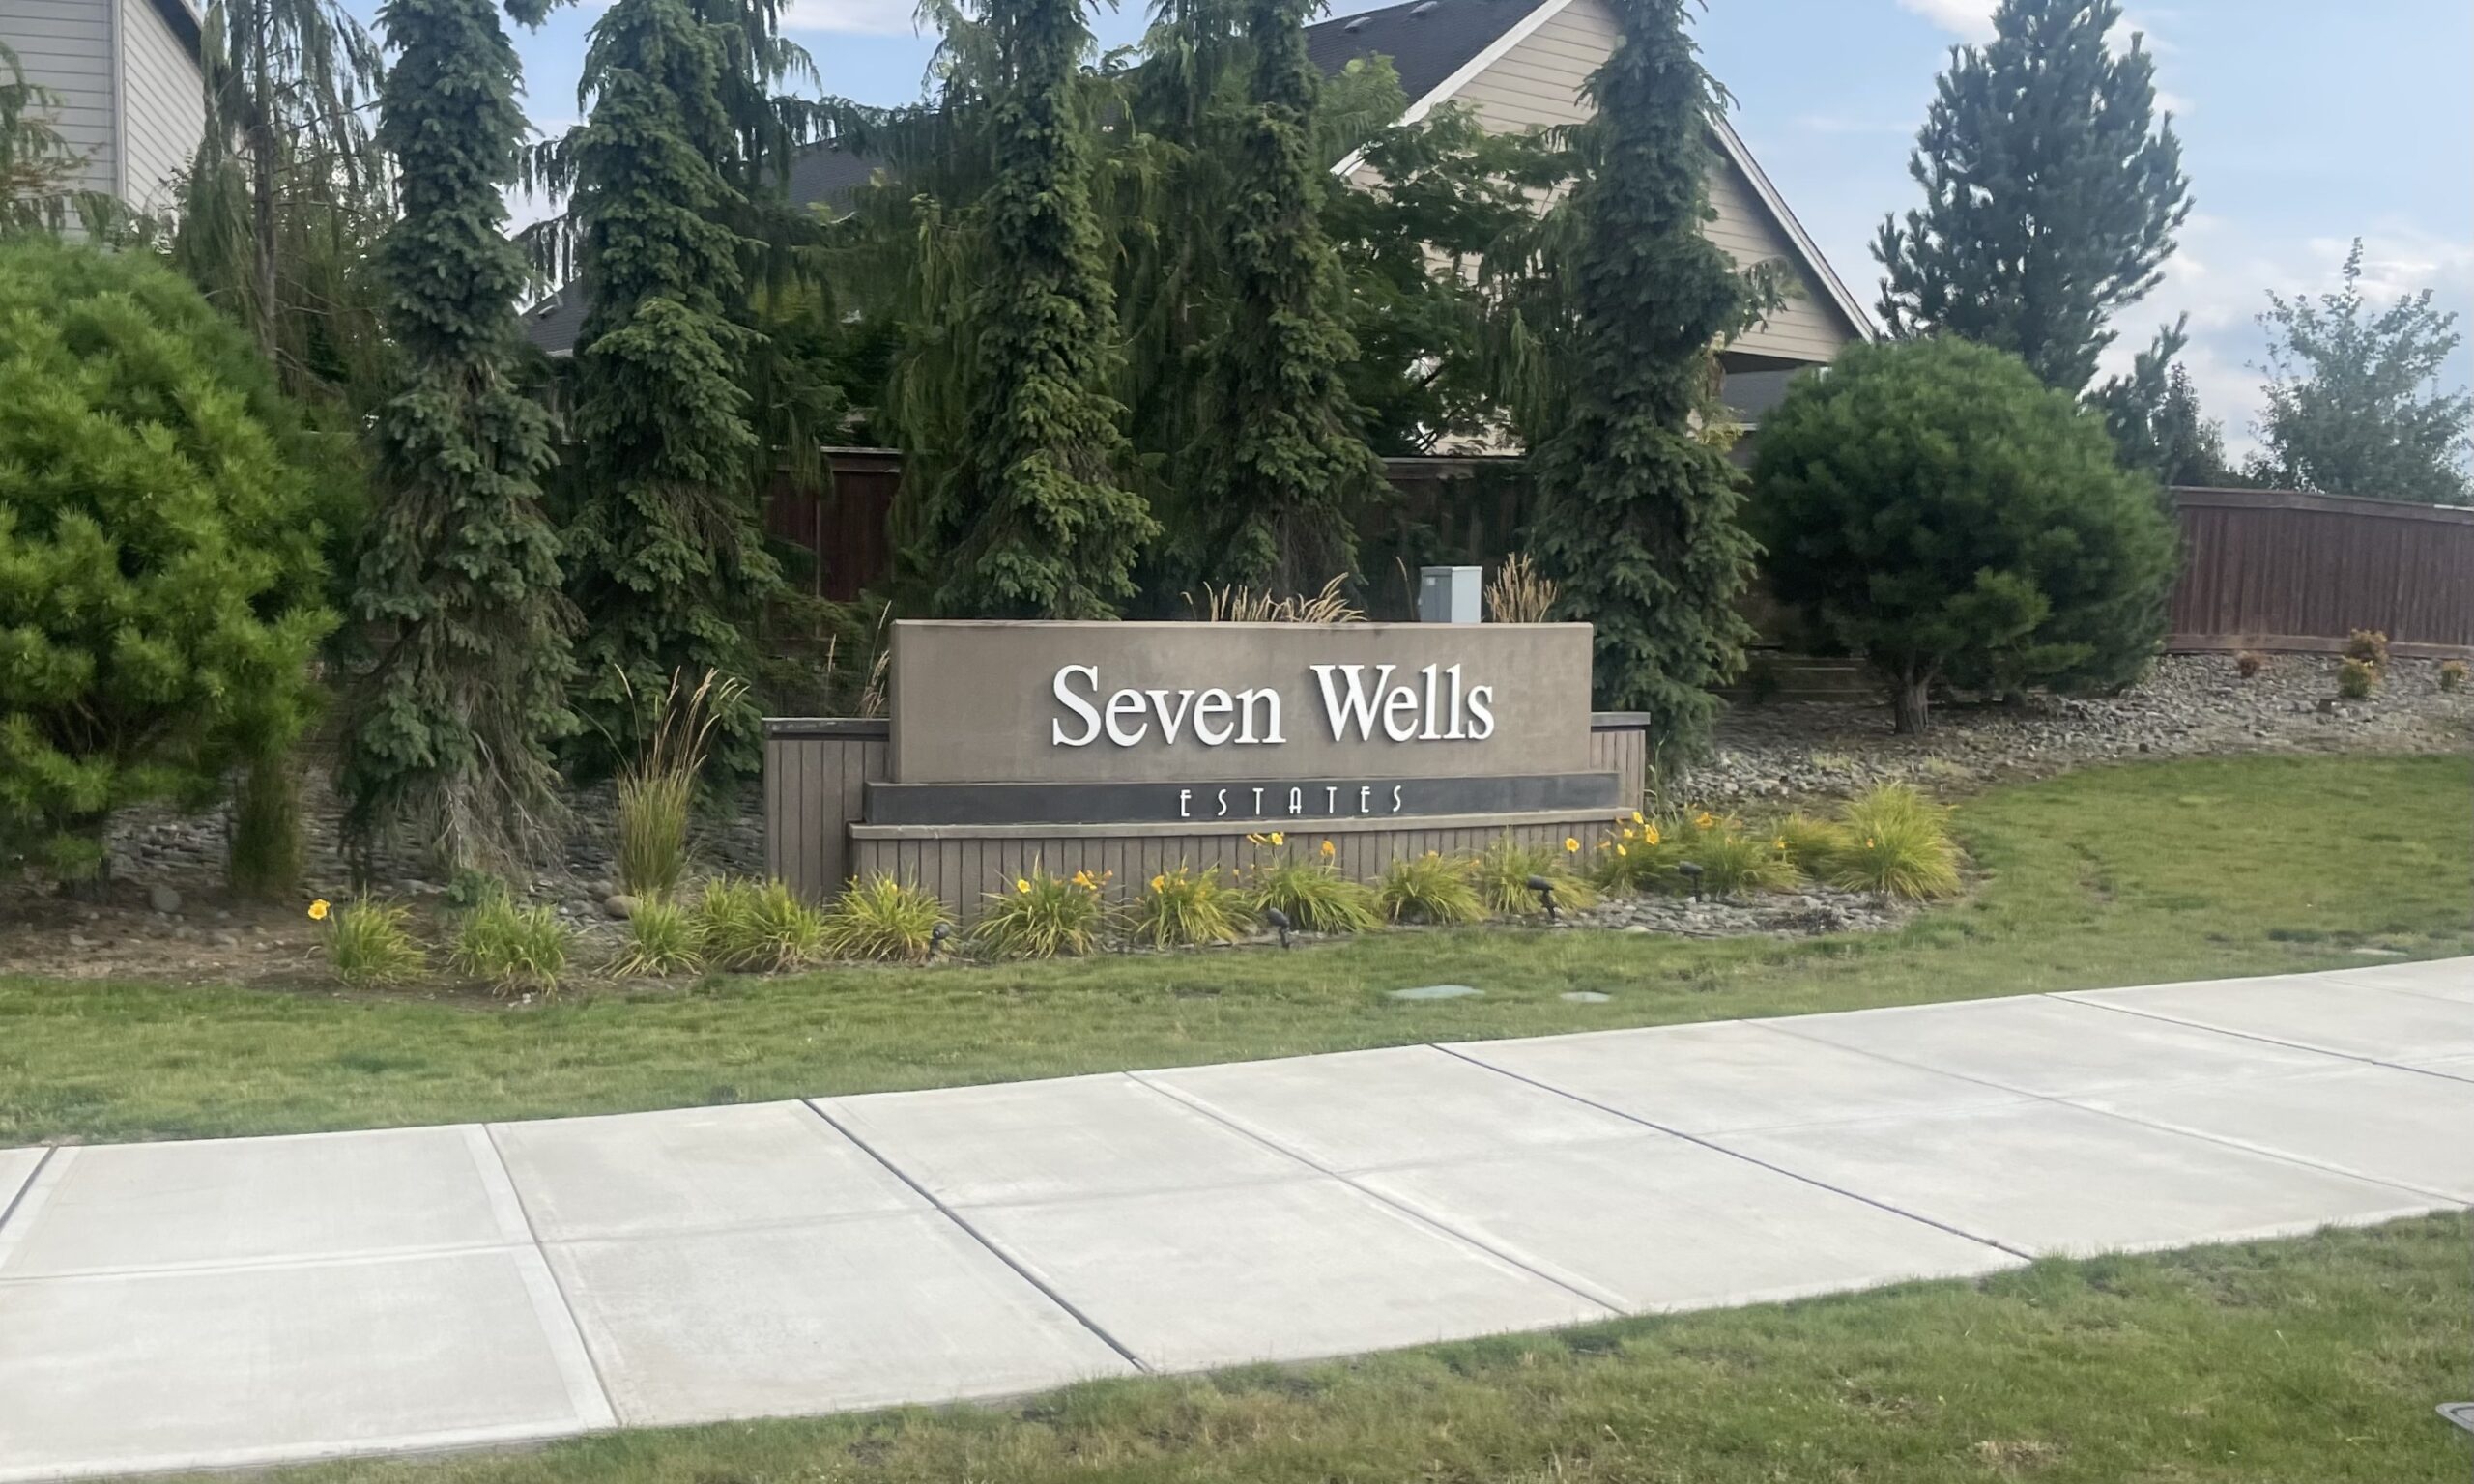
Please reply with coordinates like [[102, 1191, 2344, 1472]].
[[1525, 873, 1560, 922], [929, 921, 952, 956], [1264, 906, 1294, 949], [1676, 860, 1705, 901]]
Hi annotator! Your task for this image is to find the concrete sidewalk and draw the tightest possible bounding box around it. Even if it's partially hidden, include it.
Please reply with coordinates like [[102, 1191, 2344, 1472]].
[[4, 958, 2470, 1481]]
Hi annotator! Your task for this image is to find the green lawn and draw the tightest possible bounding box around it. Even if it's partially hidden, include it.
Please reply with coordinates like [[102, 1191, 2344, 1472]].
[[4, 753, 2467, 1145], [189, 1214, 2473, 1484]]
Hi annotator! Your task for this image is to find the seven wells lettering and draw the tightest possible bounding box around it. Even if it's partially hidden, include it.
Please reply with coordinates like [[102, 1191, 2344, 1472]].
[[1050, 663, 1497, 749]]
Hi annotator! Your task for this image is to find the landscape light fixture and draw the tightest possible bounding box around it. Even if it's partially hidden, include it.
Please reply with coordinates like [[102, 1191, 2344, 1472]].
[[1677, 860, 1705, 901], [1525, 873, 1559, 922], [1264, 906, 1294, 949], [929, 921, 952, 956]]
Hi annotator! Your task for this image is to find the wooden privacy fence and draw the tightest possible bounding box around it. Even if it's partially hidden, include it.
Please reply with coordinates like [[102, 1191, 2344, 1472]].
[[2167, 487, 2474, 657], [764, 454, 2474, 655]]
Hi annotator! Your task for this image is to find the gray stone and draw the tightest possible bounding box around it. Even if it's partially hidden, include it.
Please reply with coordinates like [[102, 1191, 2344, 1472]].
[[148, 884, 182, 915], [1390, 983, 1482, 1001], [603, 894, 639, 920], [1559, 990, 1612, 1004]]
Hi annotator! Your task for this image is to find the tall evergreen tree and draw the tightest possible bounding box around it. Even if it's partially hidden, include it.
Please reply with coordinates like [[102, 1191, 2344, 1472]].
[[342, 0, 577, 870], [913, 0, 1157, 618], [1874, 0, 2190, 394], [551, 0, 780, 770], [1181, 0, 1386, 594], [1522, 0, 1762, 755], [2094, 317, 2232, 487]]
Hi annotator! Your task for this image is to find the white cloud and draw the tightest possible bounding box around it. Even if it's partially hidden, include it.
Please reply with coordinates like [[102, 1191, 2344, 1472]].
[[2099, 219, 2474, 461], [1896, 0, 1995, 40], [779, 0, 922, 35]]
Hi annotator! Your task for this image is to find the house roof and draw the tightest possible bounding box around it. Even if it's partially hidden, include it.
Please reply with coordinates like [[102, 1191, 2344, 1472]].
[[524, 0, 1871, 354]]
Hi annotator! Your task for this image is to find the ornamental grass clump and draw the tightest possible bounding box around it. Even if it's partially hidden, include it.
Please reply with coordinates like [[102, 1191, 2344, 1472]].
[[1827, 785, 1961, 901], [608, 896, 704, 978], [2234, 650, 2264, 679], [820, 874, 951, 962], [697, 876, 826, 971], [1129, 865, 1242, 949], [1587, 814, 1681, 894], [449, 898, 573, 996], [1773, 812, 1853, 875], [613, 669, 742, 897], [1241, 834, 1380, 935], [320, 896, 425, 987], [2337, 658, 2377, 700], [2343, 629, 2390, 671], [2442, 659, 2468, 693], [1375, 852, 1487, 926], [1473, 836, 1596, 917], [973, 865, 1111, 958]]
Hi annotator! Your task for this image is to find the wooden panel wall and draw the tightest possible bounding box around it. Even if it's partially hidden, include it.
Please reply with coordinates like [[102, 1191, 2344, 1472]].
[[2168, 488, 2474, 656], [762, 723, 889, 899], [851, 814, 1617, 926]]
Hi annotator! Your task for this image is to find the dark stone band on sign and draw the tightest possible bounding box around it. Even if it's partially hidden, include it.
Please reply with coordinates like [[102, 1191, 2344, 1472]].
[[861, 771, 1624, 827]]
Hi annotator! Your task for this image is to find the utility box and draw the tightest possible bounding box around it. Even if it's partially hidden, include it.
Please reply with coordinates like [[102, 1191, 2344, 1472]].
[[1417, 565, 1483, 623]]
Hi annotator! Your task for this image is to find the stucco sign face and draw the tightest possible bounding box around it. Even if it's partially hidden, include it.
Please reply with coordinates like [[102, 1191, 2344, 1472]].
[[872, 620, 1612, 827]]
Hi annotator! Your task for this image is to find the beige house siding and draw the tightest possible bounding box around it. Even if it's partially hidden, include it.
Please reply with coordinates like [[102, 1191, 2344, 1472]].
[[117, 0, 201, 211], [1384, 0, 1859, 365], [0, 0, 120, 199]]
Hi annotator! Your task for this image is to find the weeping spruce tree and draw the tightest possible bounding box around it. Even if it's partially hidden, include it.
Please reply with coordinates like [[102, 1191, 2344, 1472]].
[[558, 0, 778, 770], [918, 0, 1157, 618], [1526, 0, 1758, 756], [343, 0, 576, 870], [1187, 0, 1386, 593]]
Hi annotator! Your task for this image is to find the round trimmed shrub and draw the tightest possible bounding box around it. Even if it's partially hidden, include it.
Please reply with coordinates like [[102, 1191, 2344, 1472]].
[[1751, 337, 2179, 733], [0, 239, 337, 880]]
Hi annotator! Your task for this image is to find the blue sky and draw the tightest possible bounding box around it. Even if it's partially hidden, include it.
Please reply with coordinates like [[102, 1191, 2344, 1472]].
[[491, 0, 2474, 457]]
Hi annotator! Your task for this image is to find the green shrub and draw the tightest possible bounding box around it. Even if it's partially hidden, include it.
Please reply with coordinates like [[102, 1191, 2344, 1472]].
[[1672, 824, 1793, 898], [2441, 659, 2467, 693], [1752, 337, 2178, 734], [448, 899, 572, 995], [1244, 856, 1380, 935], [2342, 629, 2390, 670], [0, 238, 339, 881], [608, 896, 704, 977], [821, 874, 951, 962], [1827, 785, 1962, 900], [1472, 836, 1596, 917], [973, 865, 1111, 958], [697, 876, 826, 972], [1129, 864, 1242, 949], [1773, 812, 1853, 875], [2337, 658, 2376, 699], [613, 669, 742, 896], [321, 896, 424, 987], [1375, 852, 1487, 926], [443, 868, 512, 911]]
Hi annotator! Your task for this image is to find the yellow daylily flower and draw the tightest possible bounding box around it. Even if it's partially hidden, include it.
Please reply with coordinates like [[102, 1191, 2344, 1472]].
[[1320, 839, 1336, 858], [1615, 843, 1628, 857], [1630, 810, 1645, 825], [306, 899, 331, 921], [1644, 824, 1661, 845], [1269, 831, 1285, 846], [1016, 878, 1031, 894], [1694, 811, 1716, 830], [1563, 837, 1580, 853], [1151, 874, 1165, 892]]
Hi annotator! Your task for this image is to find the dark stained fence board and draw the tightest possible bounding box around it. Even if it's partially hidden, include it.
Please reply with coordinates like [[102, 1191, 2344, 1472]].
[[2167, 487, 2474, 655]]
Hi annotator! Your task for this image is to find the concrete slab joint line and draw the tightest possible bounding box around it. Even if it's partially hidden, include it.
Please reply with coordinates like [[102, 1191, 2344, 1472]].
[[477, 1122, 624, 1427], [797, 1097, 1155, 1374]]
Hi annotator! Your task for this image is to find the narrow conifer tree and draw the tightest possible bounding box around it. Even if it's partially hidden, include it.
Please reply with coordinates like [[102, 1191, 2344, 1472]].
[[1525, 0, 1756, 755], [558, 0, 779, 771], [1874, 0, 2189, 395], [1187, 0, 1386, 594], [344, 0, 577, 870], [918, 0, 1157, 618]]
